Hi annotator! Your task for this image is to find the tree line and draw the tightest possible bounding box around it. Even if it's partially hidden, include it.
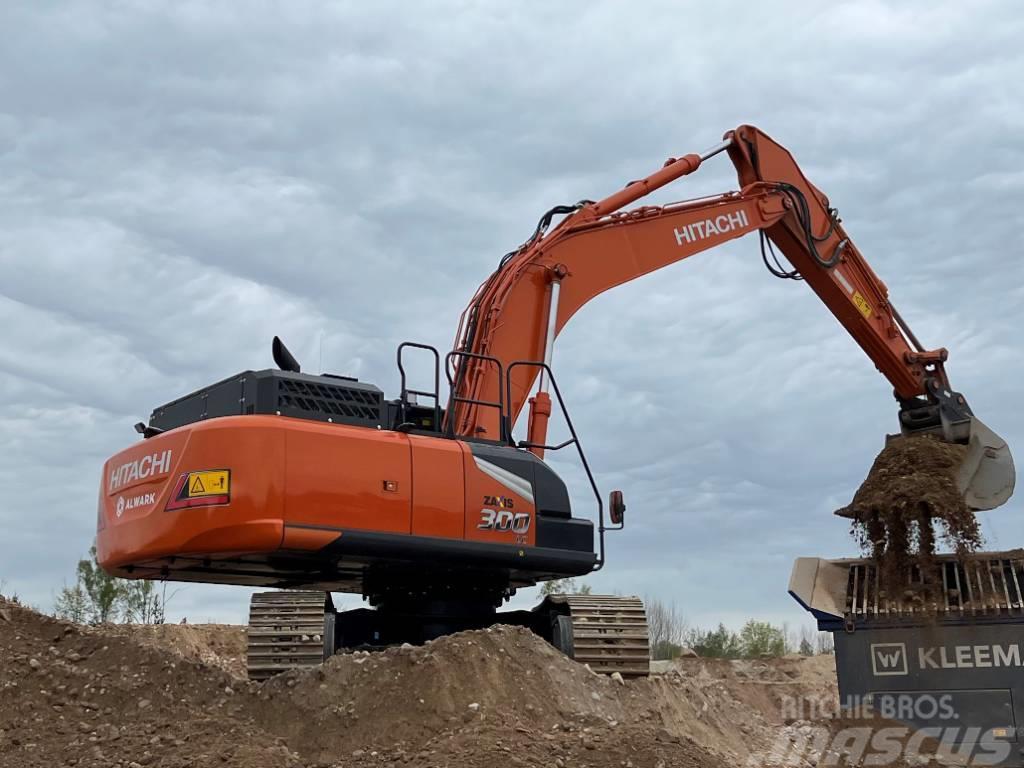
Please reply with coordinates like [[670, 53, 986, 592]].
[[52, 546, 168, 625], [646, 596, 833, 659], [541, 579, 832, 660], [16, 564, 833, 654]]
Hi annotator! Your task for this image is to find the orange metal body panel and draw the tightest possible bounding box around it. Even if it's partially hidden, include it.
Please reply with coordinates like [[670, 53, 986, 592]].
[[97, 417, 286, 571], [283, 420, 412, 535], [98, 415, 546, 578], [409, 435, 465, 539]]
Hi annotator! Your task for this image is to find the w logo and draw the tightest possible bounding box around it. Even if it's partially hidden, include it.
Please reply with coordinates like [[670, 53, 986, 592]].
[[871, 643, 908, 676]]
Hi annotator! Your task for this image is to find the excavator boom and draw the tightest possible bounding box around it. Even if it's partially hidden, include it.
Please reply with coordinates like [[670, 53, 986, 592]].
[[449, 125, 1014, 510]]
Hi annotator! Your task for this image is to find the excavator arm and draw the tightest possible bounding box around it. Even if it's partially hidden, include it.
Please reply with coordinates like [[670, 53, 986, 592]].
[[448, 125, 1014, 511]]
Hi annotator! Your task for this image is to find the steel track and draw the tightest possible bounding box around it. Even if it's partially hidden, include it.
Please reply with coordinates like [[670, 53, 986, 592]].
[[246, 591, 329, 680]]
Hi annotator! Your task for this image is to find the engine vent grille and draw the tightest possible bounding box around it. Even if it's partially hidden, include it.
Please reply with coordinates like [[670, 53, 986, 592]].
[[846, 557, 1024, 618], [278, 379, 382, 422]]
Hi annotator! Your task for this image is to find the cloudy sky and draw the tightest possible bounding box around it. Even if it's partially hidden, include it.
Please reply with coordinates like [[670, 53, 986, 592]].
[[2, 1, 1022, 630]]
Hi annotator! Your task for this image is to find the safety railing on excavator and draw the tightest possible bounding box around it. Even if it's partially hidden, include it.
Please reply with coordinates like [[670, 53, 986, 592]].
[[398, 341, 622, 570], [505, 360, 619, 570], [443, 350, 510, 442], [397, 342, 442, 431]]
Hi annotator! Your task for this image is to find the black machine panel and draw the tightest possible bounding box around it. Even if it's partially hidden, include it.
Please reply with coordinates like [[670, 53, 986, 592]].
[[149, 369, 385, 432], [466, 442, 592, 554], [792, 556, 1024, 767]]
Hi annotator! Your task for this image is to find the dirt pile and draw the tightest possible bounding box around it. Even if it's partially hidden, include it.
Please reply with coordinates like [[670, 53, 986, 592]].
[[1, 595, 846, 768], [252, 625, 745, 767], [97, 623, 247, 679], [839, 435, 982, 595], [0, 596, 298, 768], [252, 626, 842, 766]]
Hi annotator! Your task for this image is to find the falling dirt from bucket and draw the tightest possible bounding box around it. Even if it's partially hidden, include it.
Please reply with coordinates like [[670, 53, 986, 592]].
[[838, 434, 982, 599]]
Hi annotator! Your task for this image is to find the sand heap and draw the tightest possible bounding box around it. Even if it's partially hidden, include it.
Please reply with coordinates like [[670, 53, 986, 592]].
[[4, 592, 965, 767], [0, 594, 846, 768]]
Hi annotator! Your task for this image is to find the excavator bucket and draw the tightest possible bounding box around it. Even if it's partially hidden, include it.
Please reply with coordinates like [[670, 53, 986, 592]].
[[835, 412, 1015, 521], [957, 415, 1015, 511]]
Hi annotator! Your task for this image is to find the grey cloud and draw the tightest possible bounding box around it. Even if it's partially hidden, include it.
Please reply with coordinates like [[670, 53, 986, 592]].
[[1, 1, 1022, 634]]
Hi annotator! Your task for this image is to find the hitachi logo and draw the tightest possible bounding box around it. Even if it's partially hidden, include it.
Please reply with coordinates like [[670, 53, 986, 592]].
[[673, 209, 749, 246], [108, 450, 173, 492], [918, 644, 1022, 670]]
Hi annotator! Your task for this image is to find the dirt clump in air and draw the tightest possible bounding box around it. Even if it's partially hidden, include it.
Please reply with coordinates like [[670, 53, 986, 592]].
[[838, 434, 982, 601]]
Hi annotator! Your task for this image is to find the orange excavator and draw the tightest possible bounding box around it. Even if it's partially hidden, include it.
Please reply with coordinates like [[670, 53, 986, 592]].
[[97, 125, 1014, 679]]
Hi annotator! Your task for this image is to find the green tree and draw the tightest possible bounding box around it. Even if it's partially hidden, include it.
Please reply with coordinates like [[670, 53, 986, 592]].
[[816, 631, 835, 655], [54, 545, 166, 625], [53, 581, 90, 623], [646, 598, 688, 660], [689, 623, 742, 659], [77, 545, 124, 623], [121, 580, 165, 625], [652, 640, 684, 660], [738, 620, 787, 658], [540, 578, 592, 597]]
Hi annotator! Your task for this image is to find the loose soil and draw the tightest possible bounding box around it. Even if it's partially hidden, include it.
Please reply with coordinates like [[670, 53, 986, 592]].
[[0, 594, 958, 767], [839, 435, 982, 598], [97, 623, 247, 679], [0, 595, 846, 768]]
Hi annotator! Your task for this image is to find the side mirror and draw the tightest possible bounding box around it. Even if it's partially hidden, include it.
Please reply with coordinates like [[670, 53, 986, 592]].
[[609, 490, 626, 526]]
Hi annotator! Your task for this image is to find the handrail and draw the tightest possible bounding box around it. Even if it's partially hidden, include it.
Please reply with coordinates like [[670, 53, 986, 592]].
[[506, 360, 615, 571], [444, 351, 509, 443], [397, 342, 441, 431]]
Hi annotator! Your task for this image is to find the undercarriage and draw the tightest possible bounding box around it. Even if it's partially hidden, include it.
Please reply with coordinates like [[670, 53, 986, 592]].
[[246, 590, 650, 680]]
